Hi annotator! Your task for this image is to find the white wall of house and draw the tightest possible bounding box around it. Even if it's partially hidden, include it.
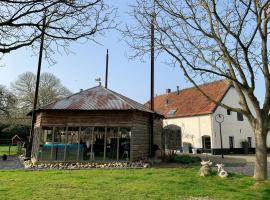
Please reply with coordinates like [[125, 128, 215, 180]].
[[163, 86, 270, 152], [163, 114, 212, 148], [213, 87, 270, 149]]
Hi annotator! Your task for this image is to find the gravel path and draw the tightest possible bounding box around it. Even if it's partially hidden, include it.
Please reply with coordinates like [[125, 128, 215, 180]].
[[0, 156, 23, 169], [226, 163, 270, 179]]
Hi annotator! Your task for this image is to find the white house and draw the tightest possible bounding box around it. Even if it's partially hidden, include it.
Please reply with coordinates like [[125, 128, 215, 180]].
[[151, 80, 270, 154]]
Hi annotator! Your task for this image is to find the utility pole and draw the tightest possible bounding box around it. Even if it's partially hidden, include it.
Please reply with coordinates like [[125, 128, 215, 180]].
[[105, 49, 109, 88], [150, 1, 155, 157], [26, 13, 47, 158]]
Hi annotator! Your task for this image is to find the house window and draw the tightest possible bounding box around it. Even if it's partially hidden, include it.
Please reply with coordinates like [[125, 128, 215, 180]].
[[167, 108, 177, 117], [247, 137, 252, 148], [229, 136, 234, 150], [237, 112, 244, 121], [227, 109, 231, 115], [202, 135, 211, 149]]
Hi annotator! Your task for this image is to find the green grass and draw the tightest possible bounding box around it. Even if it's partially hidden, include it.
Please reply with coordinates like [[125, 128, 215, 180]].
[[0, 145, 17, 156], [0, 168, 269, 200]]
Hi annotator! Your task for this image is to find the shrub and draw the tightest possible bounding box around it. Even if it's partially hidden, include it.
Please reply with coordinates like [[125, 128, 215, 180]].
[[2, 154, 7, 160]]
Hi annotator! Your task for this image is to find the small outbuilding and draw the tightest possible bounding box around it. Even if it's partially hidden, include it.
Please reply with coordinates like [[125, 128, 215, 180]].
[[11, 134, 22, 145], [30, 85, 163, 163]]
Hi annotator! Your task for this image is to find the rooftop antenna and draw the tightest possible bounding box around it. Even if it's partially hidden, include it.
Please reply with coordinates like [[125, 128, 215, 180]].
[[95, 77, 102, 86], [105, 49, 109, 88]]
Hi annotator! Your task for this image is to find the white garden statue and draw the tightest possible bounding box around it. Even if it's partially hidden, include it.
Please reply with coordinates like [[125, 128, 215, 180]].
[[216, 163, 228, 178], [200, 160, 213, 176]]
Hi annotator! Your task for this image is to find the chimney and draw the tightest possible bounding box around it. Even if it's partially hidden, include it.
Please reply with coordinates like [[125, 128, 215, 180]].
[[166, 88, 171, 93], [177, 86, 179, 95]]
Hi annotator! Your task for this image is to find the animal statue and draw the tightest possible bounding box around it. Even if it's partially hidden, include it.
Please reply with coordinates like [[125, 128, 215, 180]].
[[199, 160, 213, 176], [216, 163, 228, 178]]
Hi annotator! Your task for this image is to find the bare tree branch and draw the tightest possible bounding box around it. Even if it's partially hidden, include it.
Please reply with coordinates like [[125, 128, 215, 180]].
[[0, 0, 116, 60]]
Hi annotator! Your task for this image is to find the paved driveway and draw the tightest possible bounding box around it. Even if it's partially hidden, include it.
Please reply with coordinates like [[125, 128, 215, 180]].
[[225, 154, 270, 163], [0, 156, 23, 169], [224, 155, 270, 179]]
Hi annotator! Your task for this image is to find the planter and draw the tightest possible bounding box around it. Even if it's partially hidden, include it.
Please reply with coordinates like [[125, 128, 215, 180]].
[[192, 148, 197, 154], [183, 142, 192, 153]]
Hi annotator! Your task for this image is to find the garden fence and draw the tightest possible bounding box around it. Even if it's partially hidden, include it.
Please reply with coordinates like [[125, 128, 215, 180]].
[[0, 139, 23, 156]]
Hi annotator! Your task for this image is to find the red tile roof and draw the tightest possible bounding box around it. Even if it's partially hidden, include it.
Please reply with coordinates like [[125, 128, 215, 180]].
[[146, 80, 231, 118]]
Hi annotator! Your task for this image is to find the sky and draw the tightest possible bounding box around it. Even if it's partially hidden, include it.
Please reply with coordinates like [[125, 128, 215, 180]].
[[0, 0, 189, 105], [0, 1, 265, 105]]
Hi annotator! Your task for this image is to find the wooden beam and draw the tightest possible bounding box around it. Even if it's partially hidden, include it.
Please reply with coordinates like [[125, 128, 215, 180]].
[[104, 127, 107, 161]]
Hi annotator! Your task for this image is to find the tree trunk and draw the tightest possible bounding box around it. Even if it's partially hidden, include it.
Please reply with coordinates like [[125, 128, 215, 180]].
[[254, 125, 268, 181]]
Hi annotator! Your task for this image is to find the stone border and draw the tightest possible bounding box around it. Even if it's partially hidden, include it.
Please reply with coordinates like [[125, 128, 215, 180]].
[[20, 156, 151, 170]]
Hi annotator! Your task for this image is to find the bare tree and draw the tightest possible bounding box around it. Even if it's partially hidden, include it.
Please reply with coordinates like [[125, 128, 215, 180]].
[[11, 72, 71, 113], [0, 0, 115, 62], [0, 85, 16, 116], [125, 0, 270, 181]]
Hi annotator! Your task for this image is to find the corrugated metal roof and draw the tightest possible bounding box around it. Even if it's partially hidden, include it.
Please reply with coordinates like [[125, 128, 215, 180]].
[[39, 85, 155, 114]]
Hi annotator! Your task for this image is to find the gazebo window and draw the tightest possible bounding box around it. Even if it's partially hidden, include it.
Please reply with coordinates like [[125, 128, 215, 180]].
[[38, 127, 53, 161], [119, 128, 131, 161], [80, 127, 94, 161], [53, 127, 66, 161], [66, 127, 80, 161], [36, 126, 132, 162], [92, 127, 106, 161], [106, 127, 119, 161]]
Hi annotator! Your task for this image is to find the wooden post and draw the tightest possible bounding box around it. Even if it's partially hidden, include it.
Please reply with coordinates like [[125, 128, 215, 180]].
[[129, 128, 132, 161], [91, 128, 94, 161], [27, 12, 47, 158], [50, 127, 55, 162], [76, 127, 81, 162], [104, 127, 107, 161], [117, 127, 120, 161], [64, 126, 68, 161]]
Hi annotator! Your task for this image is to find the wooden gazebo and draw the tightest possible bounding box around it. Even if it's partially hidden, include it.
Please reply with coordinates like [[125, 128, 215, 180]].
[[30, 85, 163, 163]]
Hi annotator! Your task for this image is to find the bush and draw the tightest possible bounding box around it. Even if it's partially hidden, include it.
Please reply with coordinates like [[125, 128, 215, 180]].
[[169, 154, 201, 164], [2, 154, 7, 160]]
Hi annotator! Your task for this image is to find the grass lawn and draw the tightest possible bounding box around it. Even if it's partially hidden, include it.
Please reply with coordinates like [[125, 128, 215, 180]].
[[0, 167, 269, 200], [0, 145, 17, 156]]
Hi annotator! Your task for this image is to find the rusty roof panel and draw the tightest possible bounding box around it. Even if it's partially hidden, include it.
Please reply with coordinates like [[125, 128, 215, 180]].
[[40, 86, 154, 113]]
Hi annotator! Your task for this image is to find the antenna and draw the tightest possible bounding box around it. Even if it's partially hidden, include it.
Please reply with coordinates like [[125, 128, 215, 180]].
[[105, 49, 109, 88], [95, 77, 102, 86]]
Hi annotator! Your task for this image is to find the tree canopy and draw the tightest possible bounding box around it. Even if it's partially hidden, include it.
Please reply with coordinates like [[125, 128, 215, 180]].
[[11, 72, 71, 113], [0, 85, 16, 116]]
